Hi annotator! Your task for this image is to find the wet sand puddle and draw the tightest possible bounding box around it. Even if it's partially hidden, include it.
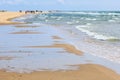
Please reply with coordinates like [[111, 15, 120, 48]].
[[0, 24, 120, 73]]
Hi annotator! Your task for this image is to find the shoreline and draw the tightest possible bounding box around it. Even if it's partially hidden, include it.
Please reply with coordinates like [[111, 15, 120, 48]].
[[0, 64, 120, 80], [0, 11, 120, 80], [24, 43, 83, 55], [0, 11, 25, 25]]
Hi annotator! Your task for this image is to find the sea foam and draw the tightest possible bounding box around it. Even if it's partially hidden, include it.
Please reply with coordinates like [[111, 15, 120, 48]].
[[76, 25, 119, 41]]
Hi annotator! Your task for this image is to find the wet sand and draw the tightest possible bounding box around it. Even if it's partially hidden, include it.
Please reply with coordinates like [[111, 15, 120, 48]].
[[0, 56, 14, 60], [0, 12, 120, 80], [10, 30, 41, 34], [0, 64, 120, 80], [25, 43, 82, 55], [52, 36, 62, 39], [15, 25, 39, 28]]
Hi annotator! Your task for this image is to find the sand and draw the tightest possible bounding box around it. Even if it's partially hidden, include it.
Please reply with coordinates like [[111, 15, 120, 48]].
[[0, 11, 120, 80], [52, 36, 62, 39], [15, 25, 39, 28], [0, 12, 25, 24], [10, 30, 41, 34], [0, 64, 120, 80], [0, 56, 14, 60], [24, 43, 83, 55]]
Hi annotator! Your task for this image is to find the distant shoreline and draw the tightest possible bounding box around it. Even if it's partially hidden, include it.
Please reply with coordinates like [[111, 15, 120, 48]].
[[0, 10, 52, 25], [0, 11, 26, 25]]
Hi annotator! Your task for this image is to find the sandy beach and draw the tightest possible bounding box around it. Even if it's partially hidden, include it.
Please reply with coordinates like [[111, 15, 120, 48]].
[[0, 11, 120, 80], [0, 12, 25, 24], [0, 64, 120, 80]]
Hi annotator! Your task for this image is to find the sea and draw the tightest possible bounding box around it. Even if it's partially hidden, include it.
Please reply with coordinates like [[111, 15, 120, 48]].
[[14, 11, 120, 64]]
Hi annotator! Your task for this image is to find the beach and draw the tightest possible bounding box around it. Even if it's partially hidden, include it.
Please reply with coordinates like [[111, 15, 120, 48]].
[[0, 12, 25, 24], [0, 64, 120, 80], [0, 11, 120, 80]]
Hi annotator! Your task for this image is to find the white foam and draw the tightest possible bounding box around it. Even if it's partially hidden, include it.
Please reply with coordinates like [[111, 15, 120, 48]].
[[76, 25, 119, 40], [60, 12, 103, 15], [66, 22, 73, 24], [107, 13, 120, 15], [14, 14, 35, 22], [108, 20, 116, 22], [85, 18, 97, 21]]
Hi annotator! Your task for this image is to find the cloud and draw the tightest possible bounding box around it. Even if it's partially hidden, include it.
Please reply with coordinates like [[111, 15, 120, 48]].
[[57, 0, 65, 4]]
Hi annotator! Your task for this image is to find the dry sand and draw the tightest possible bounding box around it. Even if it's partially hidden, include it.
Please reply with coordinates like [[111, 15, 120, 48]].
[[0, 12, 25, 24], [0, 64, 120, 80]]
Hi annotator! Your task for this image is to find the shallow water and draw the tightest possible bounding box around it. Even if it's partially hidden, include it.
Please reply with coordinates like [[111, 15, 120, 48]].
[[0, 47, 120, 74], [15, 11, 120, 64], [0, 24, 120, 74]]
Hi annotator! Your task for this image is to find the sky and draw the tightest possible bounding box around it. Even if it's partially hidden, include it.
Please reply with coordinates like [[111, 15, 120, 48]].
[[0, 0, 120, 11]]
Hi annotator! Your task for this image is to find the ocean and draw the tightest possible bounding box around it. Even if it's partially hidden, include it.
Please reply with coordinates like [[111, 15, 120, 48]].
[[15, 11, 120, 63]]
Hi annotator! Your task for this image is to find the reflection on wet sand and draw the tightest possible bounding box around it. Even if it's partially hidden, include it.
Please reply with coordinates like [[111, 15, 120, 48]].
[[0, 23, 120, 80], [0, 64, 120, 80], [15, 25, 39, 28], [24, 43, 82, 55], [0, 56, 15, 60], [52, 36, 62, 39], [10, 30, 42, 34]]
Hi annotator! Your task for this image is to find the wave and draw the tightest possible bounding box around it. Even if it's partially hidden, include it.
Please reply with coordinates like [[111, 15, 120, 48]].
[[85, 18, 97, 21], [76, 25, 119, 41], [14, 14, 36, 23], [59, 11, 120, 16]]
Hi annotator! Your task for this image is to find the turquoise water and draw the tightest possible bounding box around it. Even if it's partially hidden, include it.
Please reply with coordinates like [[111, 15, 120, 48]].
[[17, 11, 120, 41]]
